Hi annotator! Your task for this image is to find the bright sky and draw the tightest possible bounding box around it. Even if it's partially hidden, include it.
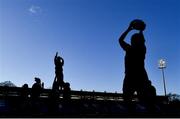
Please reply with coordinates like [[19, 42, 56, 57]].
[[0, 0, 180, 95]]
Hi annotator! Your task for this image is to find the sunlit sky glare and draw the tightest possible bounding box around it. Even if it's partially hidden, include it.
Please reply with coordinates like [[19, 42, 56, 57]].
[[0, 0, 180, 95]]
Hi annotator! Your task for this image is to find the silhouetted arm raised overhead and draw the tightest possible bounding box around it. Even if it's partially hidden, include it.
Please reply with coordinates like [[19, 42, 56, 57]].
[[119, 25, 132, 51], [54, 52, 58, 64]]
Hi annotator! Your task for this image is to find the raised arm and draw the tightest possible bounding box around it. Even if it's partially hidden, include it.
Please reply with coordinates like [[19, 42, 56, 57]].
[[119, 25, 133, 51], [54, 52, 58, 64]]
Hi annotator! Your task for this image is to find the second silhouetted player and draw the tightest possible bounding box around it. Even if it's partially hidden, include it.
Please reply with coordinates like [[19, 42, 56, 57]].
[[53, 52, 64, 90]]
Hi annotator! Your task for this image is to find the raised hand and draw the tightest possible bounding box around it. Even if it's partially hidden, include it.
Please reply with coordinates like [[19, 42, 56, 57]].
[[128, 21, 134, 31], [55, 52, 58, 57]]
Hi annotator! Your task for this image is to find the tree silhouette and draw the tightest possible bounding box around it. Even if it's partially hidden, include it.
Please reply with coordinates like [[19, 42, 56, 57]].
[[0, 81, 17, 87]]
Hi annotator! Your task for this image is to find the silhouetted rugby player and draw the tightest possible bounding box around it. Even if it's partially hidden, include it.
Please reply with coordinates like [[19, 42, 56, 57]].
[[31, 77, 42, 100], [53, 52, 64, 90], [119, 20, 151, 102]]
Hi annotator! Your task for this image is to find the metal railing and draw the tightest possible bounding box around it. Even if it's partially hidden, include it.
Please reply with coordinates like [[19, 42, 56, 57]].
[[0, 86, 167, 102]]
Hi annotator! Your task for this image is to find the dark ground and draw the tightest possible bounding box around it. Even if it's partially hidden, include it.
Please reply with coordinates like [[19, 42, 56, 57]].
[[0, 86, 179, 118]]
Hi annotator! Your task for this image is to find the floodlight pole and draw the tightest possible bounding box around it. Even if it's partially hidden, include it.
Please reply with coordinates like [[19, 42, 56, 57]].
[[158, 59, 167, 96], [161, 68, 167, 96]]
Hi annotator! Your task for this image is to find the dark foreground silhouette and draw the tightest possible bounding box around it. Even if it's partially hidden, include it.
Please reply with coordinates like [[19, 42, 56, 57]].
[[0, 86, 179, 118], [119, 20, 157, 110]]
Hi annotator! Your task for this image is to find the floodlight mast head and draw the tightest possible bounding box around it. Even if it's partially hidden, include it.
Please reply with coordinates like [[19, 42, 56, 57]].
[[158, 59, 166, 69]]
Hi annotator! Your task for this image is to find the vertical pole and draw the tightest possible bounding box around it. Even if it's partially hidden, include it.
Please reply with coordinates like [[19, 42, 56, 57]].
[[162, 68, 167, 96]]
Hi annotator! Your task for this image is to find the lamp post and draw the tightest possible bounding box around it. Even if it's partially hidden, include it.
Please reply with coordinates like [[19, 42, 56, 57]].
[[158, 59, 167, 96]]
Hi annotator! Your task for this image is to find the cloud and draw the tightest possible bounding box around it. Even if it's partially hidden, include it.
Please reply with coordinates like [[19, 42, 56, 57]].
[[28, 5, 42, 15]]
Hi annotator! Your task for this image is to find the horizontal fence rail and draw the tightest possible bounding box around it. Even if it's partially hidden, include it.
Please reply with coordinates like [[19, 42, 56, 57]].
[[0, 86, 168, 102]]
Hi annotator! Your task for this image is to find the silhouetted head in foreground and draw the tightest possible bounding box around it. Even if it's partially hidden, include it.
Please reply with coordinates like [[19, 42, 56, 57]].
[[34, 77, 41, 84], [57, 56, 61, 61], [22, 84, 28, 88], [64, 82, 70, 88]]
